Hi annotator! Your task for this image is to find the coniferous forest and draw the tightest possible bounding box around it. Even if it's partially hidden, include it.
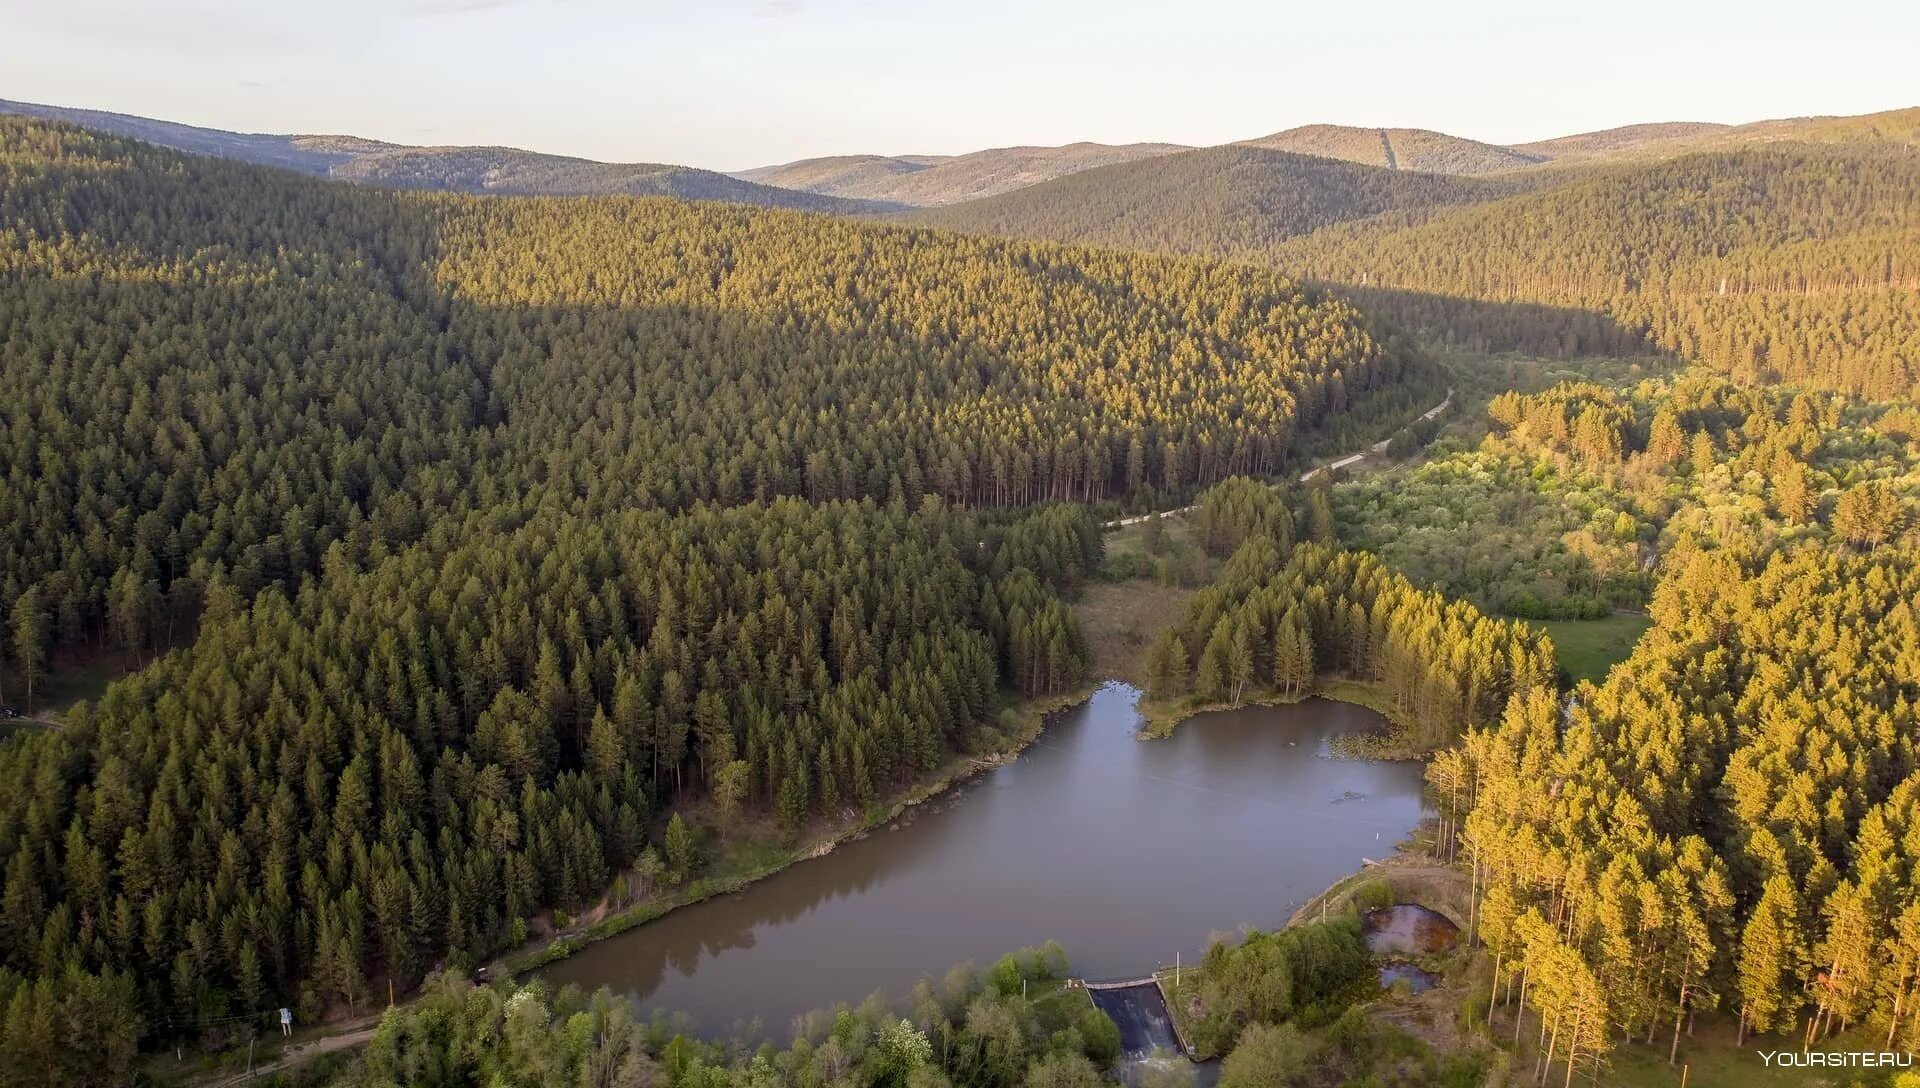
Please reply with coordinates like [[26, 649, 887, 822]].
[[0, 119, 1417, 677], [0, 84, 1917, 1088], [0, 117, 1418, 1082]]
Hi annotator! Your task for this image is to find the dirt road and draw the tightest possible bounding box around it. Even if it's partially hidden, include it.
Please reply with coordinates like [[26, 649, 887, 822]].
[[198, 1021, 380, 1087], [1102, 389, 1452, 530]]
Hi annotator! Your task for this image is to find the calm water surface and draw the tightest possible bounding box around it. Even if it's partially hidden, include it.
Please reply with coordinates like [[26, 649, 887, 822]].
[[537, 682, 1427, 1034]]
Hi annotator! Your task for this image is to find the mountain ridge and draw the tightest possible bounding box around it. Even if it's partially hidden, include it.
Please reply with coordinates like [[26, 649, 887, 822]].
[[737, 141, 1192, 206], [1235, 124, 1546, 174], [0, 97, 896, 213], [910, 143, 1535, 254]]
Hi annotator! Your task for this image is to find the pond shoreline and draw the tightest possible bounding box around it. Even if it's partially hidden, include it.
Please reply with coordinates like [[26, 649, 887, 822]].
[[498, 684, 1097, 978], [508, 676, 1433, 985], [1135, 676, 1433, 759], [534, 684, 1429, 1030]]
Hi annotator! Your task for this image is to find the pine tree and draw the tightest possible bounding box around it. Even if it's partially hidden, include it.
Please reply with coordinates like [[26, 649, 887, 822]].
[[8, 588, 47, 713], [664, 814, 698, 885]]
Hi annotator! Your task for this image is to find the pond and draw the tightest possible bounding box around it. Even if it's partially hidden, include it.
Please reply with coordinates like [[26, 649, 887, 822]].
[[1378, 962, 1441, 994], [537, 681, 1428, 1035], [1363, 904, 1461, 956]]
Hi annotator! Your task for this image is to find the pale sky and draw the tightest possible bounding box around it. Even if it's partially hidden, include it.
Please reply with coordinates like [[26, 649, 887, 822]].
[[5, 0, 1915, 172]]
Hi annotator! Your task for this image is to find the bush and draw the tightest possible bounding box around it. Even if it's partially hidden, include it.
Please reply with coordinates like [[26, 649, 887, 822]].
[[1219, 1023, 1317, 1088]]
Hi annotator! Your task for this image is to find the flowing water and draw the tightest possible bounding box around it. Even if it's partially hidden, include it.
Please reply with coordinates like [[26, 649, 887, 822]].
[[537, 681, 1428, 1035]]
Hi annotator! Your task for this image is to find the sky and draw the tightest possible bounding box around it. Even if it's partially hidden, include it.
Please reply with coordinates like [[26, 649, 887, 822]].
[[5, 0, 1916, 172]]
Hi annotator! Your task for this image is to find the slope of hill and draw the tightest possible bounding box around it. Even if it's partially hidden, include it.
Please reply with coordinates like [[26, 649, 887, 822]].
[[1274, 146, 1920, 396], [1710, 105, 1920, 148], [913, 144, 1524, 255], [738, 141, 1190, 205], [1511, 121, 1732, 161], [0, 97, 886, 212], [1236, 124, 1545, 174], [1514, 107, 1920, 164], [1229, 109, 1919, 175], [324, 143, 887, 209], [0, 95, 358, 173], [735, 152, 942, 195], [0, 113, 1426, 681]]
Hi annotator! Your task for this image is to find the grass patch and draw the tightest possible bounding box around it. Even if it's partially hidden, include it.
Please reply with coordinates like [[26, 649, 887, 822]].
[[2, 647, 144, 721], [1102, 515, 1215, 589], [1072, 579, 1197, 687], [1287, 860, 1470, 933], [1539, 1013, 1866, 1087], [1534, 613, 1653, 685], [1152, 967, 1206, 1058], [1105, 512, 1203, 562]]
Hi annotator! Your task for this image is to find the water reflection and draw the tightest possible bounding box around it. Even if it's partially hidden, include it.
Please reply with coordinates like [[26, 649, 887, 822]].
[[537, 682, 1429, 1034]]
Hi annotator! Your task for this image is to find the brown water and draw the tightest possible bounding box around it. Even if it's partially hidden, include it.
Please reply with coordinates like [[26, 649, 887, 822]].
[[537, 681, 1427, 1036], [1362, 904, 1461, 956]]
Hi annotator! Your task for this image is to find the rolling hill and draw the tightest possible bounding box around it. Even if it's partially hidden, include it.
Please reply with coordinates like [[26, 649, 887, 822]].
[[1236, 124, 1545, 174], [1235, 109, 1920, 174], [1273, 145, 1920, 396], [738, 141, 1190, 206], [911, 118, 1918, 399], [1511, 121, 1733, 161], [734, 153, 944, 196], [912, 144, 1524, 255], [1513, 107, 1920, 164], [0, 97, 889, 212]]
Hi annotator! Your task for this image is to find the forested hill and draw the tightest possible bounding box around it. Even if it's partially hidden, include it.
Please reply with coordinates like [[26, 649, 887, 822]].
[[911, 144, 1521, 257], [1234, 124, 1545, 174], [1511, 106, 1920, 165], [922, 139, 1920, 399], [1275, 146, 1920, 397], [0, 117, 1423, 675], [0, 98, 888, 212], [0, 116, 1428, 1073], [737, 141, 1192, 206]]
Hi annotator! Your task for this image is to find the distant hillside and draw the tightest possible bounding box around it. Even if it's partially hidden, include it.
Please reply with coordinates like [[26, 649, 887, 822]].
[[738, 141, 1190, 206], [913, 144, 1523, 256], [1237, 124, 1544, 174], [1511, 121, 1732, 161], [1514, 107, 1920, 164], [736, 154, 941, 196], [1706, 106, 1920, 148], [1274, 146, 1920, 397], [324, 144, 887, 209], [0, 96, 357, 173], [1231, 109, 1920, 175], [0, 98, 888, 213]]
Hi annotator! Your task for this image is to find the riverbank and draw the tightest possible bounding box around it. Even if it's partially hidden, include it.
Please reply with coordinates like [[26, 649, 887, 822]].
[[498, 684, 1096, 977]]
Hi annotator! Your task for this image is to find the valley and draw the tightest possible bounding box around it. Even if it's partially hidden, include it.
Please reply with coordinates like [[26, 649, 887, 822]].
[[0, 66, 1917, 1088]]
